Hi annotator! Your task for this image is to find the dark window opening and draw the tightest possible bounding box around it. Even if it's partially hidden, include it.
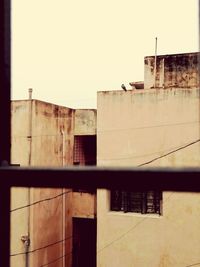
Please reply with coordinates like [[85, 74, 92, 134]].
[[73, 135, 96, 166], [111, 190, 162, 215], [73, 135, 96, 193]]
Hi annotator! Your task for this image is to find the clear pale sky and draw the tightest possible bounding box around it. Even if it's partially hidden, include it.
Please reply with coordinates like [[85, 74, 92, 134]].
[[12, 0, 199, 108]]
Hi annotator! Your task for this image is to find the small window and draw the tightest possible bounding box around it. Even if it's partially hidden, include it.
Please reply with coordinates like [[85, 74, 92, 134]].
[[110, 190, 162, 215], [73, 135, 96, 193], [73, 135, 96, 166]]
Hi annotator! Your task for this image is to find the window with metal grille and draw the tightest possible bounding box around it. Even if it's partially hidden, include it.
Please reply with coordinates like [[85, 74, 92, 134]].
[[73, 135, 96, 166], [73, 135, 96, 193], [111, 190, 162, 214], [74, 136, 85, 165]]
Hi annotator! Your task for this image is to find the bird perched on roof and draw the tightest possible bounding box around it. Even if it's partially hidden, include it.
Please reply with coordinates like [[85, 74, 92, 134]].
[[121, 84, 127, 91]]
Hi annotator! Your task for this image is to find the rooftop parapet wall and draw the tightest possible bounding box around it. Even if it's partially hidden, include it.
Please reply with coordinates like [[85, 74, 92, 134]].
[[144, 52, 200, 89]]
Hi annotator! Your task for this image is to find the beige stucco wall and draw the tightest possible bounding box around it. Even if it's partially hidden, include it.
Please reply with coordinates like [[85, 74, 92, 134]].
[[97, 190, 200, 267], [97, 88, 200, 267], [97, 89, 200, 167], [11, 100, 30, 166]]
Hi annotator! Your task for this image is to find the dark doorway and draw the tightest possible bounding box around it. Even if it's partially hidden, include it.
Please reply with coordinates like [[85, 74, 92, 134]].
[[72, 218, 96, 267]]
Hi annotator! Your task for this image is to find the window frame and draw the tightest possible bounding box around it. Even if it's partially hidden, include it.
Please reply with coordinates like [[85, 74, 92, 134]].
[[110, 190, 162, 215]]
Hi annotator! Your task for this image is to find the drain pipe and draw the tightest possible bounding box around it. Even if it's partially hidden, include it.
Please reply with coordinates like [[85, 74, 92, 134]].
[[61, 129, 65, 167], [28, 88, 33, 166], [25, 88, 33, 267], [61, 129, 66, 267]]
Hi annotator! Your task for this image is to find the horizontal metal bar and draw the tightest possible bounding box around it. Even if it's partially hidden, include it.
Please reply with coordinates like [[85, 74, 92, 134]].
[[0, 166, 200, 191], [0, 0, 11, 166]]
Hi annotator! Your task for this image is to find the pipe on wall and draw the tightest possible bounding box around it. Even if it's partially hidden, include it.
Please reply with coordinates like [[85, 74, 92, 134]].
[[26, 88, 33, 267], [61, 129, 66, 267]]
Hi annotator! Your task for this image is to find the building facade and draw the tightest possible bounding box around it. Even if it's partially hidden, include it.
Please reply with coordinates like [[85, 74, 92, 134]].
[[11, 99, 97, 267], [97, 52, 200, 267], [97, 88, 200, 267]]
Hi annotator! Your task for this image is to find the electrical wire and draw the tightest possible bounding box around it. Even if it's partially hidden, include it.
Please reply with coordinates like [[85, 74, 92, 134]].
[[12, 121, 199, 139], [185, 263, 200, 267], [99, 138, 200, 161], [138, 139, 200, 167], [97, 216, 147, 254], [38, 251, 73, 267], [97, 120, 199, 133], [10, 190, 72, 212], [10, 236, 72, 257]]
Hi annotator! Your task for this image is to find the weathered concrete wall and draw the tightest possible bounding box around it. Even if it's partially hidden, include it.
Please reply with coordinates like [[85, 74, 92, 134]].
[[31, 100, 74, 166], [30, 188, 64, 267], [11, 99, 96, 267], [144, 52, 199, 89], [72, 192, 96, 218], [97, 88, 200, 267], [11, 100, 75, 166], [74, 109, 97, 136]]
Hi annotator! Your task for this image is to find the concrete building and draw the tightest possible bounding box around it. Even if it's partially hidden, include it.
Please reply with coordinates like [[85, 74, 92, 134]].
[[11, 99, 97, 267], [97, 52, 200, 267], [97, 88, 200, 267]]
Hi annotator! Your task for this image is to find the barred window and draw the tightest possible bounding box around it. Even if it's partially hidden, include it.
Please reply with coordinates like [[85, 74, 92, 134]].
[[73, 135, 96, 166], [73, 135, 96, 193], [111, 190, 162, 215], [73, 136, 85, 165]]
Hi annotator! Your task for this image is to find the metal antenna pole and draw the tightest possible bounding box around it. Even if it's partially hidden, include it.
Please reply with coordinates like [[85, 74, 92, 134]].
[[154, 37, 157, 88]]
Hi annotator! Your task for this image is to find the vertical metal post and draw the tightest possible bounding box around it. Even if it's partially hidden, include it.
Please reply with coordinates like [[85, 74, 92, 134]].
[[28, 88, 33, 166], [0, 0, 11, 266], [61, 130, 66, 267], [154, 37, 157, 88], [26, 89, 33, 267], [0, 183, 10, 267], [0, 0, 11, 165]]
